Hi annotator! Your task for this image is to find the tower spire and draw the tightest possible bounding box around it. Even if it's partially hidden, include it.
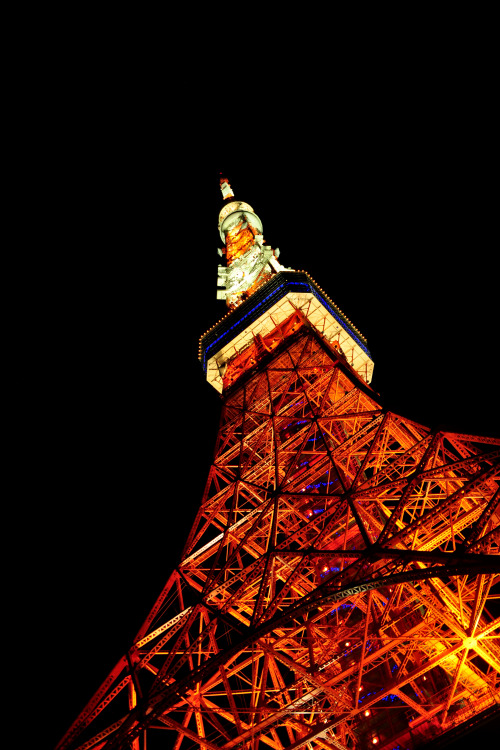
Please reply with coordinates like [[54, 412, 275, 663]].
[[216, 176, 288, 309], [219, 174, 234, 201]]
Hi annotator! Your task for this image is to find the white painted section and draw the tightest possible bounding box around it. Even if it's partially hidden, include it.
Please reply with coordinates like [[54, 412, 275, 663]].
[[205, 292, 374, 392]]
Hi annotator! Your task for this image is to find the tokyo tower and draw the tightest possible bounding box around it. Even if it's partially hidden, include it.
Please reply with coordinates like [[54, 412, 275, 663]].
[[57, 177, 500, 750]]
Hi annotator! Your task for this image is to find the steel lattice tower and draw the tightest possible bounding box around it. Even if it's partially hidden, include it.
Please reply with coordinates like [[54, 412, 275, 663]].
[[58, 178, 500, 750]]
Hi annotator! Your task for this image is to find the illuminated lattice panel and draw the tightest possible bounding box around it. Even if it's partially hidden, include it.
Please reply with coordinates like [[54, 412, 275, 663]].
[[201, 271, 374, 393]]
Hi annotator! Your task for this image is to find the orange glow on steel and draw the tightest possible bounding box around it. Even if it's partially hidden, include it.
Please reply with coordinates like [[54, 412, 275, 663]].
[[222, 309, 306, 388]]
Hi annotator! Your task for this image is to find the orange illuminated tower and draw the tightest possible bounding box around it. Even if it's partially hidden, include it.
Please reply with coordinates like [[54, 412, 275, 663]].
[[58, 178, 500, 750]]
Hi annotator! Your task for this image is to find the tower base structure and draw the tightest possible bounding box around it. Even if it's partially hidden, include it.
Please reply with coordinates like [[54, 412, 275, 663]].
[[58, 272, 500, 750]]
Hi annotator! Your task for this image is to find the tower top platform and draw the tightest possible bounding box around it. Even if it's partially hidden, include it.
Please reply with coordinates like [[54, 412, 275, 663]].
[[218, 176, 261, 242], [200, 270, 373, 393]]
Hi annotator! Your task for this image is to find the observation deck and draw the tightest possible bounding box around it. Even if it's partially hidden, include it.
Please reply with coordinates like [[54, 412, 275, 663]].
[[199, 270, 374, 393]]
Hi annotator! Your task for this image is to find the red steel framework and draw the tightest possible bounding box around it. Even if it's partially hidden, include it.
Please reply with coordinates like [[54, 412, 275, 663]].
[[57, 184, 500, 750]]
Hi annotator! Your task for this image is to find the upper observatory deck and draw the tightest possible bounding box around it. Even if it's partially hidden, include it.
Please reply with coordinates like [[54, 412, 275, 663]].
[[199, 270, 374, 393]]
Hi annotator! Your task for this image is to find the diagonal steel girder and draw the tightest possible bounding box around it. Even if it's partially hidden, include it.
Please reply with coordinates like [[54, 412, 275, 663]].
[[101, 550, 500, 748]]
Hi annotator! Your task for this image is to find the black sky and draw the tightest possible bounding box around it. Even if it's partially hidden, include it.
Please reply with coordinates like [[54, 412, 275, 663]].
[[37, 131, 499, 749]]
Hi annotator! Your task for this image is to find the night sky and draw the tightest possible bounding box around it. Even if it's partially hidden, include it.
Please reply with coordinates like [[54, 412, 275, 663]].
[[38, 144, 498, 749]]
